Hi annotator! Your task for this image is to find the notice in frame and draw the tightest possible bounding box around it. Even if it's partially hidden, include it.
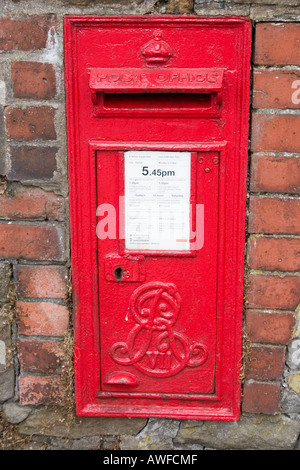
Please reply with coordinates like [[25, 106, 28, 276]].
[[124, 151, 191, 251]]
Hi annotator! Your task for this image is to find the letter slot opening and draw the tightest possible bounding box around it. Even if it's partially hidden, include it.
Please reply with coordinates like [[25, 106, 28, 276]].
[[102, 92, 213, 112]]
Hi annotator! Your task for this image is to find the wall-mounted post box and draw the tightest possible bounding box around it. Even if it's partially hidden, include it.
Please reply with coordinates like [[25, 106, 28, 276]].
[[65, 16, 251, 421]]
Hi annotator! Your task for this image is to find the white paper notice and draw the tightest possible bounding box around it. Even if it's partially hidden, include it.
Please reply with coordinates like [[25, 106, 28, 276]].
[[124, 151, 191, 251]]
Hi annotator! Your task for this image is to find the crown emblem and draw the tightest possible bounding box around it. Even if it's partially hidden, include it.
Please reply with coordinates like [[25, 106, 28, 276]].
[[141, 30, 174, 67]]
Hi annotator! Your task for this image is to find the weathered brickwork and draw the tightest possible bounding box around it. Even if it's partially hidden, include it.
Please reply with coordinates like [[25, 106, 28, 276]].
[[0, 0, 299, 451], [8, 146, 58, 181], [0, 7, 68, 430], [246, 19, 300, 425], [0, 15, 57, 51], [11, 62, 57, 100]]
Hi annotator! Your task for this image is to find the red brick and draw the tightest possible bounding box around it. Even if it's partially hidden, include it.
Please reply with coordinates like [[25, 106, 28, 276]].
[[18, 339, 64, 374], [0, 15, 56, 51], [250, 155, 300, 193], [248, 236, 300, 271], [246, 310, 295, 345], [19, 375, 63, 406], [246, 345, 286, 381], [248, 196, 300, 234], [11, 62, 56, 100], [251, 113, 300, 153], [16, 301, 69, 336], [15, 265, 67, 299], [255, 23, 300, 65], [8, 146, 58, 181], [17, 301, 69, 337], [0, 224, 64, 261], [253, 69, 300, 109], [0, 186, 64, 221], [247, 273, 300, 310], [5, 107, 56, 141], [242, 381, 281, 414]]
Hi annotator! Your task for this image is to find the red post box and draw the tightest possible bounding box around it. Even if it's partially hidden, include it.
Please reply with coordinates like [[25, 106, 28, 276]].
[[64, 16, 251, 420]]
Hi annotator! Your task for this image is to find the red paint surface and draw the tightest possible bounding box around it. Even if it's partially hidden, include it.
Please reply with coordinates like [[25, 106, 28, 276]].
[[64, 16, 251, 420]]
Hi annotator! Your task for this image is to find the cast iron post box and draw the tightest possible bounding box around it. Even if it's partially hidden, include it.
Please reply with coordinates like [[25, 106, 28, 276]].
[[65, 16, 251, 420]]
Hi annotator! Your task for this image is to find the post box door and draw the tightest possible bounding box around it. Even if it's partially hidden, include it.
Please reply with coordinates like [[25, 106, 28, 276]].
[[97, 148, 221, 395]]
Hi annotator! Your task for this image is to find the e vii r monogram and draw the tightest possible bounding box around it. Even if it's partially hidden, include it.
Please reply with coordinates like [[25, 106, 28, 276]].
[[110, 282, 208, 378]]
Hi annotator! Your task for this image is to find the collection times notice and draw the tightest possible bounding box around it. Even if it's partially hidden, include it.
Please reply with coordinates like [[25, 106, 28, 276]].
[[124, 151, 191, 251]]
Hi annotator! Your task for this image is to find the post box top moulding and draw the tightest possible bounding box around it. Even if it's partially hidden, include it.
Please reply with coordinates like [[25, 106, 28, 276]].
[[64, 15, 251, 25]]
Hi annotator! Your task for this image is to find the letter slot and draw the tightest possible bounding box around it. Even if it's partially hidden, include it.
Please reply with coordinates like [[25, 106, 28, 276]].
[[89, 67, 224, 116]]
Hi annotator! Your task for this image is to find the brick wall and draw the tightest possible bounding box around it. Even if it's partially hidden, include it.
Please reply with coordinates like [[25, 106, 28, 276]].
[[0, 0, 299, 451], [244, 22, 300, 417], [0, 12, 68, 413]]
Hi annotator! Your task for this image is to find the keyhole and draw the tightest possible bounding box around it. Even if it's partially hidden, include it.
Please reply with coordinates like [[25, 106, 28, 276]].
[[114, 266, 124, 282]]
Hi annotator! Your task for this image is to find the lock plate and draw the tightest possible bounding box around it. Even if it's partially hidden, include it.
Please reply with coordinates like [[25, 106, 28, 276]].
[[104, 255, 146, 282]]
